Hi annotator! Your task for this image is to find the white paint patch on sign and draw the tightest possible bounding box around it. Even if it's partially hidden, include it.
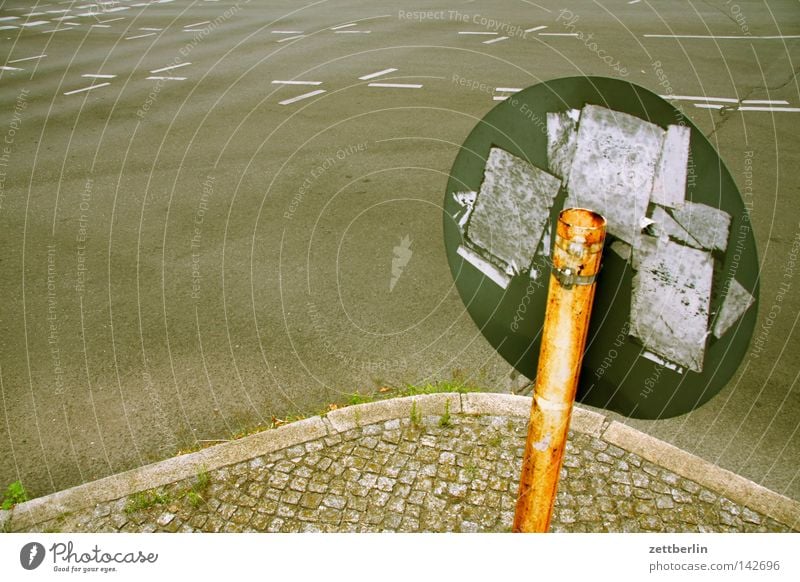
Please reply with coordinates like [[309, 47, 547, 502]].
[[649, 206, 700, 248], [651, 124, 690, 208], [630, 236, 713, 373], [713, 278, 755, 338], [466, 147, 561, 278], [457, 245, 511, 289], [566, 104, 664, 246], [670, 202, 731, 252], [546, 109, 580, 187]]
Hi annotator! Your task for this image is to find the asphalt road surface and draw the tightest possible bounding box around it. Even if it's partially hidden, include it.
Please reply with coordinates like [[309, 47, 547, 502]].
[[1, 0, 798, 502]]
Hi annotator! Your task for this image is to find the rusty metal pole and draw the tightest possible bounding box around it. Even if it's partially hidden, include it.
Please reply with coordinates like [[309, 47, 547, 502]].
[[513, 208, 607, 533]]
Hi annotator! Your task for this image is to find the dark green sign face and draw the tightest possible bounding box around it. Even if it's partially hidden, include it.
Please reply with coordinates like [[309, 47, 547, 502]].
[[444, 76, 758, 420]]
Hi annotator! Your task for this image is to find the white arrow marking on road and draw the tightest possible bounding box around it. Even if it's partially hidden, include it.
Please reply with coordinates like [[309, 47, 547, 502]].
[[279, 89, 326, 105], [272, 80, 323, 85], [359, 68, 397, 81], [64, 82, 111, 95], [8, 54, 47, 63], [368, 82, 423, 89], [150, 62, 191, 73], [483, 36, 509, 44]]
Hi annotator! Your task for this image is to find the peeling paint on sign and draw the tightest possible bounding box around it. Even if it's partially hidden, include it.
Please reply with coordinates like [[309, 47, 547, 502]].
[[651, 124, 691, 208], [713, 278, 756, 338], [546, 109, 580, 186], [566, 105, 665, 246], [630, 236, 713, 373], [465, 147, 561, 280], [670, 202, 731, 252]]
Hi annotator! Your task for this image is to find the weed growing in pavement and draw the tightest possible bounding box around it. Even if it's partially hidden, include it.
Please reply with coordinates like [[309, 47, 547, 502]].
[[1, 480, 28, 510], [124, 489, 170, 514], [439, 400, 452, 428], [410, 401, 422, 427]]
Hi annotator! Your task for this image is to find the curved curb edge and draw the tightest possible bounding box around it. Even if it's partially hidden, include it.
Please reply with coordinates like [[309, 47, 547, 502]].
[[2, 392, 797, 532]]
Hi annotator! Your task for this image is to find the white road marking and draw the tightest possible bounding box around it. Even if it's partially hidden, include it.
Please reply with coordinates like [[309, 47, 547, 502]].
[[493, 96, 509, 101], [126, 32, 156, 39], [662, 95, 739, 103], [539, 32, 579, 36], [0, 26, 18, 31], [278, 89, 326, 105], [82, 73, 117, 79], [368, 82, 423, 89], [738, 106, 800, 112], [742, 99, 789, 105], [330, 23, 356, 30], [98, 17, 125, 24], [272, 80, 322, 85], [277, 34, 305, 42], [629, 0, 641, 4], [105, 6, 131, 12], [693, 103, 799, 112], [645, 34, 800, 39], [64, 82, 111, 95], [8, 54, 47, 63], [150, 62, 190, 73], [64, 22, 81, 26], [359, 67, 397, 80], [483, 36, 509, 44], [458, 31, 497, 35], [53, 15, 78, 21], [334, 30, 370, 33], [184, 21, 210, 29], [90, 24, 111, 28], [0, 16, 20, 22], [525, 25, 547, 32], [495, 87, 522, 93], [0, 66, 23, 71], [21, 20, 50, 27], [146, 76, 187, 80], [271, 30, 303, 34], [139, 27, 163, 31]]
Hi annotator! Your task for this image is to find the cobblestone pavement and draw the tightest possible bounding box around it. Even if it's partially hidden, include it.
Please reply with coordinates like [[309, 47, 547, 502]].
[[24, 413, 795, 533]]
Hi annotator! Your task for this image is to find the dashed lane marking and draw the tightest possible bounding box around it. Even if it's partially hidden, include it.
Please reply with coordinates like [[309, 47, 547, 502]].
[[63, 82, 111, 96], [358, 68, 397, 81], [278, 89, 326, 105], [150, 62, 191, 73], [368, 82, 423, 89]]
